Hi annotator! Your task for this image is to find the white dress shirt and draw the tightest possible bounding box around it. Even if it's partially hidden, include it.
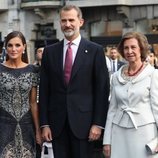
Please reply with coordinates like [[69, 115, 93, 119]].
[[105, 56, 111, 72], [63, 35, 81, 68]]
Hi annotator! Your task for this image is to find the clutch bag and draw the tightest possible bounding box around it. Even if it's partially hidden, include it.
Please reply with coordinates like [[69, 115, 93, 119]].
[[145, 137, 158, 155], [41, 142, 54, 158]]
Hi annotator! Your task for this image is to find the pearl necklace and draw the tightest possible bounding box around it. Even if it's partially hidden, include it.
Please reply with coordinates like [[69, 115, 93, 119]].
[[128, 63, 144, 76]]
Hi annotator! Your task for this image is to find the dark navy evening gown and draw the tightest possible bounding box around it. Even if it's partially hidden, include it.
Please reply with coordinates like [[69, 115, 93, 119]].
[[0, 64, 39, 158]]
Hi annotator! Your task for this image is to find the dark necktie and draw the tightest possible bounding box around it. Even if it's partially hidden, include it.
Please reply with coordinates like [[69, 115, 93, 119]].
[[113, 60, 116, 72], [64, 42, 72, 85]]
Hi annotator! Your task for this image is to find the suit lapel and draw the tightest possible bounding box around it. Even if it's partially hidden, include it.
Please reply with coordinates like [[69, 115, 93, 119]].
[[70, 38, 87, 81], [117, 61, 123, 70], [55, 40, 65, 84], [117, 62, 120, 70]]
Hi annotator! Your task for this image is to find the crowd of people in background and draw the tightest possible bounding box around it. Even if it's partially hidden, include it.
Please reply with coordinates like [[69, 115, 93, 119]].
[[0, 4, 158, 158]]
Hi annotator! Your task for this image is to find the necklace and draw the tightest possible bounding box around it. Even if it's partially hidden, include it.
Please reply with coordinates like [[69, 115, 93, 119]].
[[128, 63, 144, 76]]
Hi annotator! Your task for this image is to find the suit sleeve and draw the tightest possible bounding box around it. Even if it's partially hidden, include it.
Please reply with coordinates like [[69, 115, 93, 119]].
[[39, 48, 50, 126], [93, 45, 110, 127]]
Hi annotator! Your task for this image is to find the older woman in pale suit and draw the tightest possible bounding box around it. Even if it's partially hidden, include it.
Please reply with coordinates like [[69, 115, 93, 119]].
[[103, 32, 158, 158]]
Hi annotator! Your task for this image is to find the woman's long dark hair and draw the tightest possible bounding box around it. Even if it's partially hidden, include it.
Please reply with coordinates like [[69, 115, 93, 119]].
[[5, 31, 28, 63]]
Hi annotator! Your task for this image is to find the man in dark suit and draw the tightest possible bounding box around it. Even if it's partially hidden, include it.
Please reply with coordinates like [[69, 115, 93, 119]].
[[109, 47, 125, 74], [39, 5, 110, 158]]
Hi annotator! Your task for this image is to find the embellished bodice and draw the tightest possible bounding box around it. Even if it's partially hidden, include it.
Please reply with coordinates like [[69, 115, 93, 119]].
[[0, 64, 39, 119], [0, 64, 39, 158]]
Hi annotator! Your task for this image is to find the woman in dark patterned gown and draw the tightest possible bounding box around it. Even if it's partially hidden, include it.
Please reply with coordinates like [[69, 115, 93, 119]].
[[0, 31, 42, 158]]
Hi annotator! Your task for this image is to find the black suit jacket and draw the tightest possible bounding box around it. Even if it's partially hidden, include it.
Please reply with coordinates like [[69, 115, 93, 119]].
[[117, 60, 125, 70], [39, 38, 110, 139]]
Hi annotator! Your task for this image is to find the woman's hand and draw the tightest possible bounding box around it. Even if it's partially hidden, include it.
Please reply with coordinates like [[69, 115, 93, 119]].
[[103, 144, 111, 158], [36, 128, 42, 145], [155, 145, 158, 153]]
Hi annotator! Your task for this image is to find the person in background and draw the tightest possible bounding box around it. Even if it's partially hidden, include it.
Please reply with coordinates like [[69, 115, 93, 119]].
[[105, 55, 112, 73], [34, 46, 44, 104], [108, 47, 125, 74], [104, 47, 112, 73], [0, 31, 42, 157], [34, 47, 44, 158], [146, 48, 158, 69], [103, 32, 158, 158], [39, 4, 110, 158], [34, 47, 44, 66]]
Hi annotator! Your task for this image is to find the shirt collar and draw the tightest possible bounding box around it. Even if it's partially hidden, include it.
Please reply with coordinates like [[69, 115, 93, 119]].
[[111, 59, 118, 62], [64, 34, 81, 47]]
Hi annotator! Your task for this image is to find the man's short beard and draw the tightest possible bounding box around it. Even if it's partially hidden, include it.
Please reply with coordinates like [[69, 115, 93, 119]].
[[63, 30, 75, 37]]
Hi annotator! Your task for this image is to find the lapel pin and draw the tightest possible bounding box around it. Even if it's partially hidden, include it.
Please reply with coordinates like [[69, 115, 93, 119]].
[[85, 50, 88, 53]]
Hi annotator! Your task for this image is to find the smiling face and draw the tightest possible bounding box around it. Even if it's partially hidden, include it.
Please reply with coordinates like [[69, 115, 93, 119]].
[[6, 37, 26, 61], [123, 38, 142, 63], [60, 8, 84, 41]]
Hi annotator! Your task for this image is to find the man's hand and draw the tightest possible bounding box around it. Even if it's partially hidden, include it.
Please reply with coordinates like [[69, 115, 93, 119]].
[[41, 126, 52, 142], [88, 125, 102, 141]]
